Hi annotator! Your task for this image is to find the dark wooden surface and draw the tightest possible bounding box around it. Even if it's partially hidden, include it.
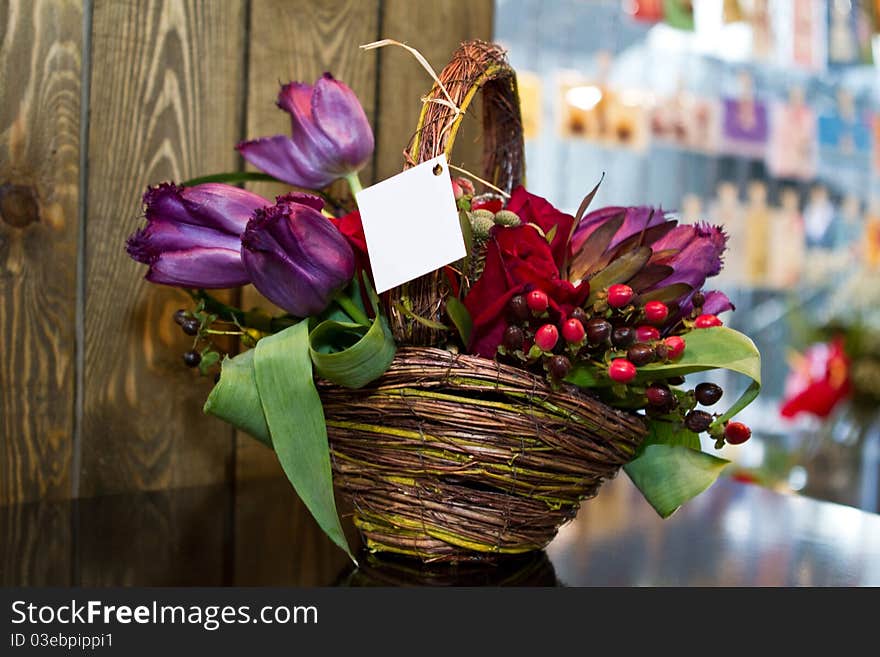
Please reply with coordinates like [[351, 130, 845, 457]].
[[0, 0, 81, 505], [0, 0, 494, 504], [2, 474, 879, 586]]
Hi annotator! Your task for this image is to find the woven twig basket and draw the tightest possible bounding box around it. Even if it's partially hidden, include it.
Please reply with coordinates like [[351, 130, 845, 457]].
[[323, 41, 647, 562]]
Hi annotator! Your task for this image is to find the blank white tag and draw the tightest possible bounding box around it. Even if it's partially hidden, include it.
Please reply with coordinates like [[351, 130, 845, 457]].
[[356, 155, 466, 294]]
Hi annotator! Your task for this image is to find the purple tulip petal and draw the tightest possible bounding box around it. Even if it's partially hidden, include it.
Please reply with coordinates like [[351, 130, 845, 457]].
[[145, 247, 250, 288], [143, 182, 265, 235], [179, 183, 269, 234], [241, 200, 354, 317], [127, 220, 243, 263], [702, 290, 735, 315], [311, 73, 374, 173], [237, 135, 337, 189], [274, 192, 324, 212], [650, 223, 727, 291]]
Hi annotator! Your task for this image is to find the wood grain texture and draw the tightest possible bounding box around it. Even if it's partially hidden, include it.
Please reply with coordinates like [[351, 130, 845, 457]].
[[0, 498, 71, 585], [0, 0, 81, 504], [81, 0, 245, 496], [235, 0, 380, 480], [373, 0, 495, 183]]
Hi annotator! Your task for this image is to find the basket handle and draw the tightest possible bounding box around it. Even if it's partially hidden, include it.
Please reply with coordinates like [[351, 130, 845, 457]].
[[386, 40, 525, 346], [404, 40, 525, 193]]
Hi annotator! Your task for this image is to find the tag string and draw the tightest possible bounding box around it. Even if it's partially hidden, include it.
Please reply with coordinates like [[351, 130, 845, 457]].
[[360, 39, 510, 200], [448, 163, 510, 199]]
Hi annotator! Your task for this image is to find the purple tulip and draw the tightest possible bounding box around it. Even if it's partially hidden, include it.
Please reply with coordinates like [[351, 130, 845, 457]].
[[241, 193, 354, 317], [237, 74, 374, 189], [126, 183, 269, 288]]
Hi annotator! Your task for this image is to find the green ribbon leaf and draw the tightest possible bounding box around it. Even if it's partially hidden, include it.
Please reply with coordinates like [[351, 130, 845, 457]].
[[204, 349, 270, 447], [309, 315, 396, 389], [254, 322, 353, 562], [624, 444, 729, 518]]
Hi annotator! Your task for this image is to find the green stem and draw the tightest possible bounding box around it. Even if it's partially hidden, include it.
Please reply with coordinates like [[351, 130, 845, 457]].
[[344, 172, 363, 197], [334, 293, 371, 327], [188, 290, 297, 333]]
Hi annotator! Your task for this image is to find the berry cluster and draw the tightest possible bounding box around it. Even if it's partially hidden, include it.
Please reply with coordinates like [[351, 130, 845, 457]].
[[496, 283, 749, 446], [172, 305, 223, 376]]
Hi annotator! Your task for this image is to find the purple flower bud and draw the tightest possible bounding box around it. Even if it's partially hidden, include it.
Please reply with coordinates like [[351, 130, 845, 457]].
[[237, 73, 374, 189], [241, 193, 355, 317], [126, 183, 269, 288]]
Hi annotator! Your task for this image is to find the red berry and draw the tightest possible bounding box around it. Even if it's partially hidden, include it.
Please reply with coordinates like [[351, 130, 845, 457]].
[[607, 284, 634, 309], [635, 325, 660, 342], [724, 421, 752, 445], [644, 301, 669, 324], [561, 318, 586, 344], [535, 324, 559, 351], [526, 290, 549, 313], [664, 335, 686, 359], [695, 314, 723, 328], [608, 358, 637, 383]]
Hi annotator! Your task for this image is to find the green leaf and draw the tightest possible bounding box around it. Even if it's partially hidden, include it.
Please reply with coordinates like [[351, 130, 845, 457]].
[[393, 302, 450, 331], [643, 419, 701, 450], [198, 350, 220, 376], [446, 296, 472, 346], [204, 349, 271, 447], [309, 315, 396, 389], [584, 246, 652, 303], [624, 445, 729, 518], [254, 322, 354, 562], [181, 171, 282, 186]]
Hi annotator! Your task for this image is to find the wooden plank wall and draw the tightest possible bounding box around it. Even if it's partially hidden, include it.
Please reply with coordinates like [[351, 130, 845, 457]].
[[0, 0, 494, 506]]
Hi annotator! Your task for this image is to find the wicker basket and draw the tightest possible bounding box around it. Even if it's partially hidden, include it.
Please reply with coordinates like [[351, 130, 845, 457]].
[[322, 41, 648, 562]]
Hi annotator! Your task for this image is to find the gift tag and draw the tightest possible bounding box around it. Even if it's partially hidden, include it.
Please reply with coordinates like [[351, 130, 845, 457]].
[[356, 154, 466, 294]]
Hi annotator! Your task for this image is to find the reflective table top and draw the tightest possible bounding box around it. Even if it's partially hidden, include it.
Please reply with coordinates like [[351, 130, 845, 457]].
[[3, 475, 879, 586]]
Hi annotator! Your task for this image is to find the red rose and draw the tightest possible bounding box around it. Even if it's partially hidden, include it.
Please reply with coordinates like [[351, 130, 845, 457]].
[[506, 186, 575, 268], [464, 223, 588, 358]]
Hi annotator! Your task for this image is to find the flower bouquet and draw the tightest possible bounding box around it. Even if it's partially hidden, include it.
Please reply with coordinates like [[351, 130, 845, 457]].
[[127, 41, 760, 562]]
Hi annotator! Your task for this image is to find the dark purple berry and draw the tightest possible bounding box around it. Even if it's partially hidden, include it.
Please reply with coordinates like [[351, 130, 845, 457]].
[[570, 307, 589, 325], [508, 295, 531, 322], [586, 318, 612, 344], [685, 410, 712, 433], [611, 326, 635, 349], [548, 355, 571, 379], [654, 343, 669, 361], [183, 351, 201, 368], [667, 375, 685, 385], [502, 325, 525, 351], [174, 309, 188, 325], [692, 291, 706, 308], [627, 343, 655, 366], [645, 384, 672, 408], [182, 318, 200, 336], [694, 382, 723, 406]]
